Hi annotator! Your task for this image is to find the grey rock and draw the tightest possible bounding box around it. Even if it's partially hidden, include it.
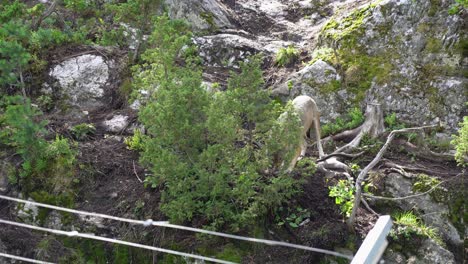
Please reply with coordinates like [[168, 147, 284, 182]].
[[194, 34, 263, 68], [384, 173, 462, 249], [314, 0, 467, 131], [409, 238, 456, 264], [78, 215, 105, 228], [44, 211, 63, 230], [48, 54, 110, 113], [165, 0, 235, 31], [272, 60, 344, 122], [17, 197, 39, 223], [384, 238, 456, 264], [102, 115, 130, 133], [0, 162, 10, 193]]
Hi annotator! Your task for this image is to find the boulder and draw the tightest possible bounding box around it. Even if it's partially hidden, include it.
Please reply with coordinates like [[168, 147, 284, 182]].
[[165, 0, 235, 31], [48, 54, 110, 114], [384, 238, 456, 264], [272, 60, 345, 122], [313, 0, 467, 131], [102, 115, 130, 133], [17, 198, 39, 223], [383, 173, 462, 250]]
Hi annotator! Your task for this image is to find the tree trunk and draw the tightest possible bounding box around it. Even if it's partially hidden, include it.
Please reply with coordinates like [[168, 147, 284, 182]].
[[334, 103, 385, 154]]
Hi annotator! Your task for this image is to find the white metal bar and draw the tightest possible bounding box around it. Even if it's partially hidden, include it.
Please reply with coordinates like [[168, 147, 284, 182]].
[[0, 252, 55, 264], [351, 215, 392, 264]]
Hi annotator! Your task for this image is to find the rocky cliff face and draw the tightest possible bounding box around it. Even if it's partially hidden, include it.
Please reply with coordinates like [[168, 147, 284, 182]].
[[168, 0, 466, 131]]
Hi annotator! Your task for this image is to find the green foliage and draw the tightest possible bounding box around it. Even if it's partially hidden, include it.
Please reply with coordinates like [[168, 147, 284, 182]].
[[448, 0, 467, 14], [124, 129, 145, 151], [412, 174, 440, 193], [36, 95, 53, 111], [135, 18, 303, 231], [384, 112, 406, 130], [0, 96, 77, 193], [0, 20, 31, 88], [359, 133, 384, 154], [350, 163, 361, 175], [328, 179, 355, 217], [275, 46, 299, 67], [310, 47, 338, 65], [104, 0, 162, 50], [412, 174, 447, 202], [70, 123, 96, 141], [296, 157, 317, 175], [321, 107, 364, 136], [451, 115, 468, 166], [391, 211, 442, 244], [275, 206, 311, 228]]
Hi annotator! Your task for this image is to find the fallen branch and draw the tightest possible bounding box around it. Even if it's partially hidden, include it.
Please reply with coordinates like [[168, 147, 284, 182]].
[[346, 125, 437, 229]]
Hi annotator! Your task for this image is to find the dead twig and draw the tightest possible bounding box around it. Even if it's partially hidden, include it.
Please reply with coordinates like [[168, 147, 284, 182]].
[[361, 197, 379, 216], [132, 161, 143, 183]]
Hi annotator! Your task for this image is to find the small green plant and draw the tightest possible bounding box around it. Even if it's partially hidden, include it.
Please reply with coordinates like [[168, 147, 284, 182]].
[[321, 107, 364, 136], [412, 174, 447, 202], [70, 123, 96, 140], [296, 157, 317, 174], [36, 95, 53, 111], [384, 112, 406, 131], [124, 129, 145, 151], [287, 80, 293, 91], [275, 46, 299, 67], [328, 179, 355, 217], [360, 133, 384, 154], [391, 211, 442, 244], [448, 0, 467, 14], [276, 206, 311, 228], [350, 163, 361, 175], [451, 115, 467, 167], [412, 174, 440, 193]]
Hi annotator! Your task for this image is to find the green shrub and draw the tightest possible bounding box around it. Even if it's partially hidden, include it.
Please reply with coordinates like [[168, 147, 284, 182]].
[[384, 112, 406, 130], [275, 46, 299, 67], [451, 115, 468, 166], [321, 107, 364, 136], [0, 96, 77, 193], [70, 123, 96, 140], [134, 17, 303, 231], [296, 157, 317, 175], [448, 0, 468, 14]]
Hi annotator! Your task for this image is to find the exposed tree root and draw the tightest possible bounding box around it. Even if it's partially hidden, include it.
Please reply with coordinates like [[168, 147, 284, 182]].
[[394, 138, 457, 163], [381, 160, 460, 177], [346, 125, 437, 229], [317, 151, 365, 163]]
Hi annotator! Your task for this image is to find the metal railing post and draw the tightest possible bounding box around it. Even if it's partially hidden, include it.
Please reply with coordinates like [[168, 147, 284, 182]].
[[351, 215, 393, 264]]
